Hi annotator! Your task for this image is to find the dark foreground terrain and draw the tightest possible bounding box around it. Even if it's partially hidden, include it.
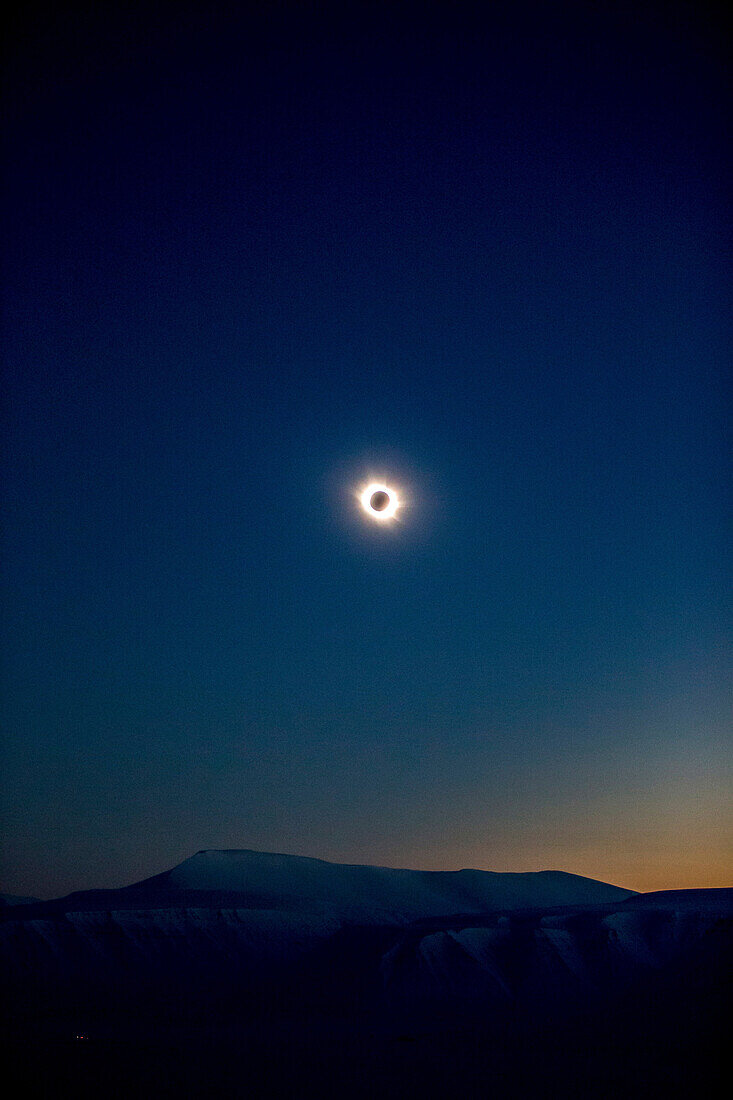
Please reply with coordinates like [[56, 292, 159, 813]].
[[2, 851, 730, 1098]]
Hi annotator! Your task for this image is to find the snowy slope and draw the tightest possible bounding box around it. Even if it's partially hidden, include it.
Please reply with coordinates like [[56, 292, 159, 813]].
[[378, 889, 733, 1016], [141, 848, 635, 921], [1, 849, 634, 925], [0, 907, 342, 995], [1, 886, 729, 1039]]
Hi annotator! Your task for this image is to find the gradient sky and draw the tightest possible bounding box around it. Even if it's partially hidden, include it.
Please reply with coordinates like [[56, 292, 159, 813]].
[[2, 2, 730, 898]]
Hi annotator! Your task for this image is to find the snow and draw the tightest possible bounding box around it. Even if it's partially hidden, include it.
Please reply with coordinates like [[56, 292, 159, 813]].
[[154, 848, 635, 922], [2, 856, 729, 1040]]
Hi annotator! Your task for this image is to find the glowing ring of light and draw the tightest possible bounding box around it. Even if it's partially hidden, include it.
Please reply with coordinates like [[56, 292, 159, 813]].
[[360, 483, 399, 520]]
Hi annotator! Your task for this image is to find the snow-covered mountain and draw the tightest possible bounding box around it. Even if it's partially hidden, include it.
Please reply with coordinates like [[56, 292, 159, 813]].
[[160, 849, 634, 918], [147, 840, 633, 919], [2, 851, 729, 1097], [5, 848, 635, 924], [1, 875, 729, 1038]]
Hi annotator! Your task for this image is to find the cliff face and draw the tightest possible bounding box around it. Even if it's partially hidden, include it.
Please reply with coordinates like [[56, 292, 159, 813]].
[[377, 896, 733, 1018]]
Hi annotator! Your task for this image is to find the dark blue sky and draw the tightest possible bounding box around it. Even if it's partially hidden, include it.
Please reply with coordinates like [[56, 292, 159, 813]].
[[2, 3, 730, 897]]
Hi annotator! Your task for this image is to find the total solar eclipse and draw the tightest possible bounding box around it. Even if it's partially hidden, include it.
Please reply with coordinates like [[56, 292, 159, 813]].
[[360, 483, 399, 520]]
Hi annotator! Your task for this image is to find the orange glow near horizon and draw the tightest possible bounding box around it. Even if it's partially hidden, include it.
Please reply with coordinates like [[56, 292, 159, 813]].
[[314, 836, 730, 897], [4, 844, 731, 901]]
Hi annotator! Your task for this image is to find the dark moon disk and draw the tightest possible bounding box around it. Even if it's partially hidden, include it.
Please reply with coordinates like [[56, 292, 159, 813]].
[[369, 490, 390, 511]]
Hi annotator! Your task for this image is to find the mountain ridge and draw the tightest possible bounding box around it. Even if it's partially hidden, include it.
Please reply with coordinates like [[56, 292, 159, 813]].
[[2, 848, 729, 1098], [1, 847, 636, 924]]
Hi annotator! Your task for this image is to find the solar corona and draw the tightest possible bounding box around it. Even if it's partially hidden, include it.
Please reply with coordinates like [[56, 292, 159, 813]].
[[360, 483, 399, 520]]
